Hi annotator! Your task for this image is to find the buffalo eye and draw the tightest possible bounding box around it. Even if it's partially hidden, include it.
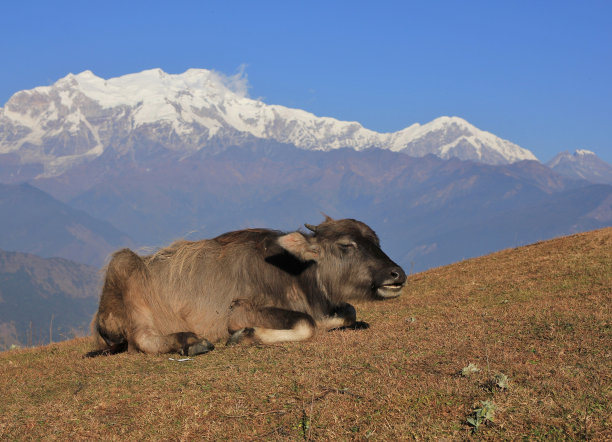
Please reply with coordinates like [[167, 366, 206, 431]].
[[336, 239, 357, 252]]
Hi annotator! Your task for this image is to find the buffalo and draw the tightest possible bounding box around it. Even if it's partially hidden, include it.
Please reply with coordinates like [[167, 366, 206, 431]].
[[86, 217, 406, 357]]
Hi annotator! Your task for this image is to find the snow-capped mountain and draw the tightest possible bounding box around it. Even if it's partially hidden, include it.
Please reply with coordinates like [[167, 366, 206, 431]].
[[0, 68, 537, 177], [0, 69, 608, 277], [547, 150, 612, 185]]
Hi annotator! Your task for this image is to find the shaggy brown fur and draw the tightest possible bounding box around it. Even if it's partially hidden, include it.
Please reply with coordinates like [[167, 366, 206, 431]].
[[86, 217, 406, 357]]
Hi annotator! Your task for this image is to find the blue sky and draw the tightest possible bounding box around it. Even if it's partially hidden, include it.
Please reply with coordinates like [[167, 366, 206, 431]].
[[1, 1, 611, 162]]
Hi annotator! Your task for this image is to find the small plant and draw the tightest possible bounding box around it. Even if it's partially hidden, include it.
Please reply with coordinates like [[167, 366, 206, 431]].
[[493, 372, 509, 390], [466, 400, 496, 432], [484, 372, 509, 392], [461, 362, 480, 377], [295, 411, 310, 439]]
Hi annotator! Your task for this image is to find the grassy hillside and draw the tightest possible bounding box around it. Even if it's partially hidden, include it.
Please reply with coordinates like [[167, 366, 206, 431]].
[[0, 228, 610, 440]]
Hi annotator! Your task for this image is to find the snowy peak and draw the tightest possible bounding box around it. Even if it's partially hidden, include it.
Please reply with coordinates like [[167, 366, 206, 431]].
[[547, 149, 599, 168], [35, 68, 242, 106], [547, 150, 612, 184], [11, 68, 249, 129], [0, 68, 539, 177], [389, 116, 537, 164], [575, 149, 596, 156]]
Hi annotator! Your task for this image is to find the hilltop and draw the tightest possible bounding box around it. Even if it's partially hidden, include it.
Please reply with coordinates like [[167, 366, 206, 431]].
[[0, 228, 610, 439]]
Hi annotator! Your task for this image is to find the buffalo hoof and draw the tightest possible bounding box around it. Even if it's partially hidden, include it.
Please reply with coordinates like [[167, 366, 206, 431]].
[[177, 334, 214, 356], [83, 341, 128, 358], [182, 339, 215, 356], [333, 321, 370, 331], [226, 327, 255, 346]]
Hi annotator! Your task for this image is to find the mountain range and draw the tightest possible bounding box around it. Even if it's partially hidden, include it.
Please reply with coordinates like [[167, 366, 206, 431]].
[[0, 68, 537, 182], [0, 68, 610, 272]]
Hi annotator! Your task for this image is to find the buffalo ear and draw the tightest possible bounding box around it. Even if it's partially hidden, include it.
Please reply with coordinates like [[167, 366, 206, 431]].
[[277, 232, 321, 262], [321, 212, 333, 222]]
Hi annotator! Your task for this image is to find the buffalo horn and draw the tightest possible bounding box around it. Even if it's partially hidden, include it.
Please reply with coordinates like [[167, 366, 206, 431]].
[[304, 223, 318, 233]]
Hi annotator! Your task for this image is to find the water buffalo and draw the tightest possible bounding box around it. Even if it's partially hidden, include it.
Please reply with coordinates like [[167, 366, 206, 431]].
[[86, 217, 406, 357]]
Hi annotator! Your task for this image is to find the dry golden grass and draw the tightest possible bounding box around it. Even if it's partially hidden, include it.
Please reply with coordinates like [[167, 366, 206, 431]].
[[1, 228, 610, 440]]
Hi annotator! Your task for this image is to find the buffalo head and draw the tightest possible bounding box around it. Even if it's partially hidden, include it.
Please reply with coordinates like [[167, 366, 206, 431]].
[[278, 217, 406, 301]]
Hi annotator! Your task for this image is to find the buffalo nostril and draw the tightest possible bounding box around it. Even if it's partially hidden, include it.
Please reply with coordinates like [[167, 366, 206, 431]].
[[389, 267, 406, 282]]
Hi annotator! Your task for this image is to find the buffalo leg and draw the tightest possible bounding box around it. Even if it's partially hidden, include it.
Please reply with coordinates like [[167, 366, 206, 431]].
[[127, 310, 215, 356], [122, 271, 214, 355], [131, 328, 214, 355], [228, 305, 316, 345], [317, 302, 357, 330]]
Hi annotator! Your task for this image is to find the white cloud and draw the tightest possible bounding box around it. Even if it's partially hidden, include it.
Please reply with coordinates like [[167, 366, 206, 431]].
[[210, 64, 250, 98]]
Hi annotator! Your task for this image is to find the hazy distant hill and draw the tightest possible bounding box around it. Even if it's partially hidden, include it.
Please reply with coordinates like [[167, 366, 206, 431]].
[[0, 183, 134, 266], [27, 144, 610, 272], [547, 149, 612, 184], [397, 183, 612, 270], [0, 248, 99, 349]]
